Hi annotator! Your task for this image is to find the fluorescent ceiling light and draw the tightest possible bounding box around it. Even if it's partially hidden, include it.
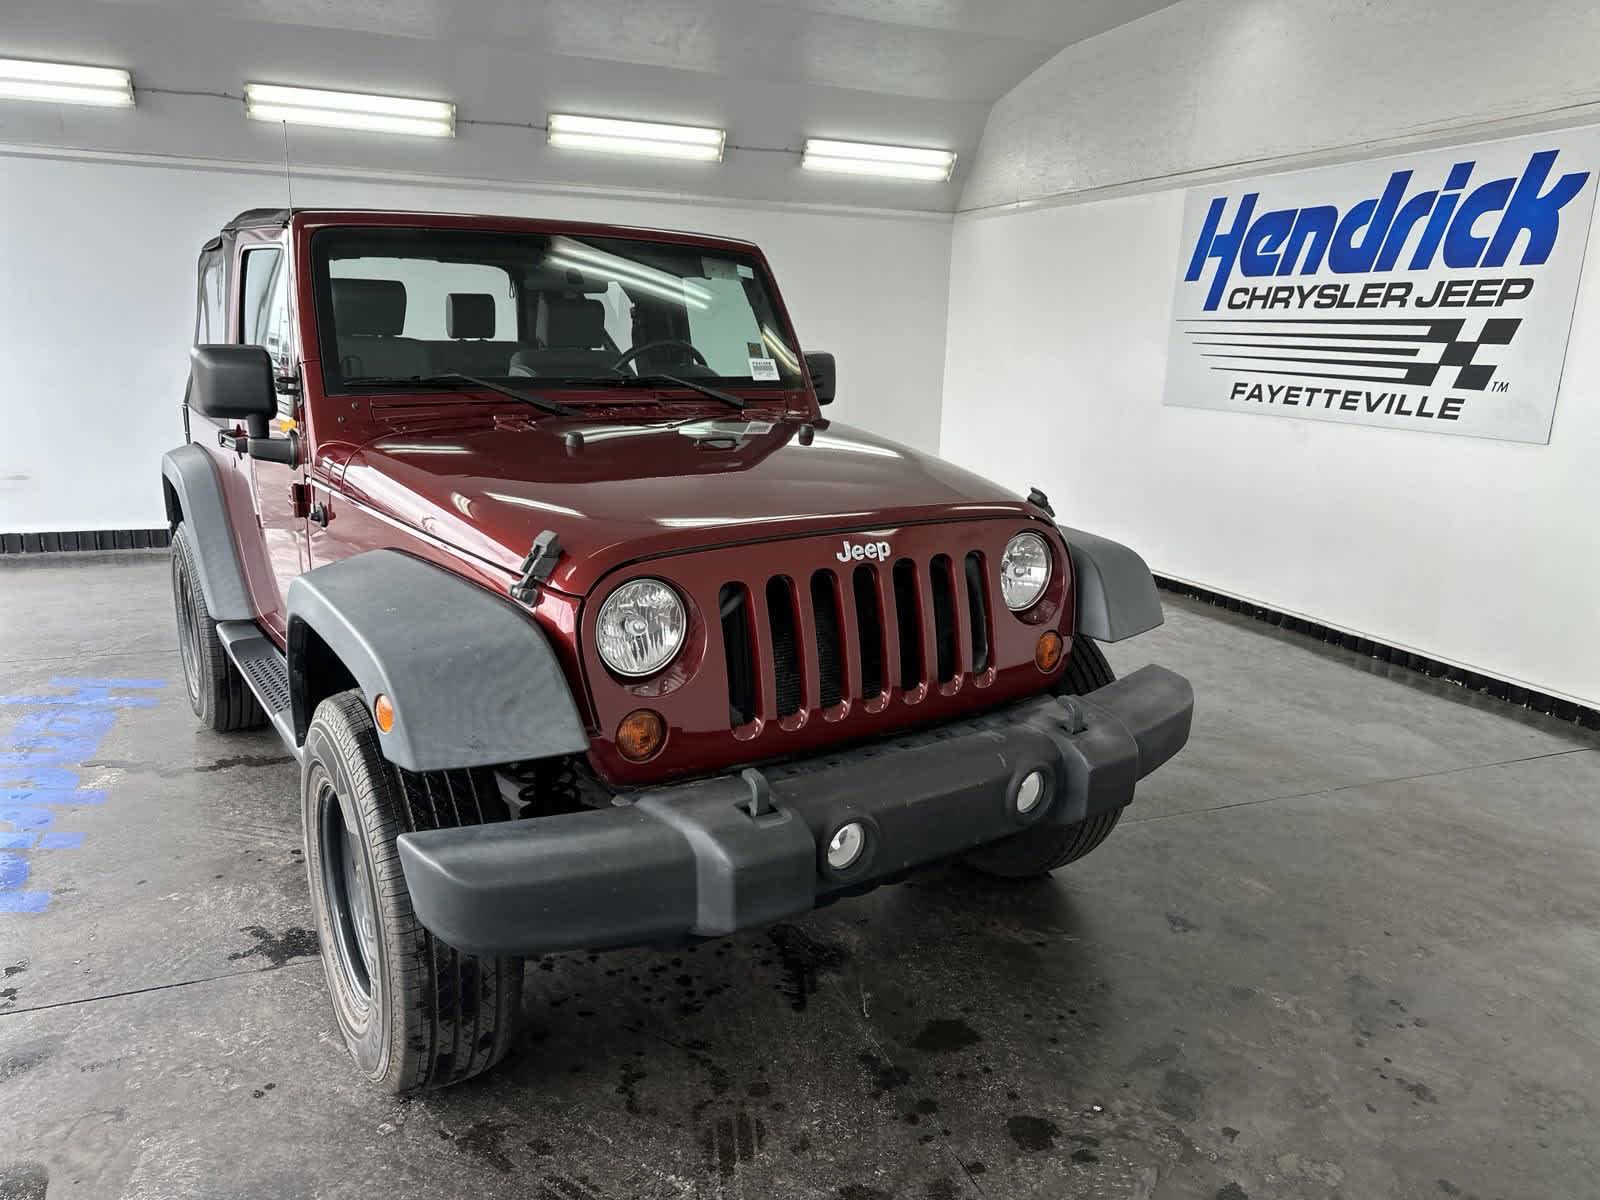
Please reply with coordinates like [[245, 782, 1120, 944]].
[[0, 58, 133, 107], [245, 83, 454, 137], [548, 237, 713, 308], [801, 138, 955, 182], [547, 113, 724, 162]]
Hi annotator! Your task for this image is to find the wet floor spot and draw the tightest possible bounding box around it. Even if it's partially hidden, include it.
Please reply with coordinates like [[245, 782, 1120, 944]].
[[1006, 1114, 1059, 1152], [857, 1051, 911, 1096], [535, 1171, 608, 1199], [0, 1042, 54, 1085], [194, 753, 295, 773], [911, 1018, 982, 1053], [1158, 1068, 1206, 1122], [766, 923, 847, 1012], [447, 1120, 515, 1174], [1166, 913, 1198, 934], [1216, 1185, 1249, 1200], [226, 925, 318, 967], [1221, 1125, 1241, 1142], [1397, 1076, 1439, 1104], [0, 1162, 48, 1200], [1128, 1041, 1182, 1069], [616, 1063, 647, 1115], [699, 1110, 766, 1179]]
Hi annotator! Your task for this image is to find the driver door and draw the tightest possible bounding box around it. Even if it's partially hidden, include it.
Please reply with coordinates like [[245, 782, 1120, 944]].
[[236, 235, 307, 641]]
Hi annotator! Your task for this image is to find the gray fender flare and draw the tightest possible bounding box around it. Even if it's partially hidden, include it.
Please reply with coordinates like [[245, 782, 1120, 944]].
[[160, 444, 254, 621], [286, 549, 588, 772], [1058, 526, 1165, 642]]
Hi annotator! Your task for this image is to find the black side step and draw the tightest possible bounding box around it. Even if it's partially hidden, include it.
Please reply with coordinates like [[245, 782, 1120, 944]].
[[216, 621, 300, 762]]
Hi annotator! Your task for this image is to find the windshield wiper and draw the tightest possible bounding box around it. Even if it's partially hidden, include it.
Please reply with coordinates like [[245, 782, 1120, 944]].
[[344, 373, 576, 417], [616, 372, 746, 411]]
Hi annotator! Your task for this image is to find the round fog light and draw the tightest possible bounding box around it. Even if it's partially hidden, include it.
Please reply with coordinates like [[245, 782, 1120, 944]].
[[826, 822, 867, 872], [1016, 769, 1047, 815]]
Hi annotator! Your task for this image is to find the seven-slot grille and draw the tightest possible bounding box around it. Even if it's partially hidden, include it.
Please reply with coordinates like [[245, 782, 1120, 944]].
[[719, 551, 994, 728]]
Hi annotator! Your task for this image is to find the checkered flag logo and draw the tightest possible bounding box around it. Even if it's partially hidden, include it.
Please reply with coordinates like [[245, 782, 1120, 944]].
[[1181, 317, 1523, 392]]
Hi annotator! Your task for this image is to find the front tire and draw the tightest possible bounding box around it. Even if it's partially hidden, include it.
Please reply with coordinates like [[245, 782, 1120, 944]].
[[964, 637, 1124, 878], [302, 690, 523, 1092], [170, 522, 265, 732]]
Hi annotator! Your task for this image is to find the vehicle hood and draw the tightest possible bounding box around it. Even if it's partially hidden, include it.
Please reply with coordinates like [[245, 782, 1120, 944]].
[[338, 413, 1039, 595]]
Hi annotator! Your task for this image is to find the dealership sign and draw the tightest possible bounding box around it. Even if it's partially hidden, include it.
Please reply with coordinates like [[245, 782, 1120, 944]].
[[1164, 128, 1600, 443]]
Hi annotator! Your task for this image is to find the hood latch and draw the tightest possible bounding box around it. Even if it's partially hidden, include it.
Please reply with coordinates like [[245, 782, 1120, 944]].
[[510, 529, 563, 604]]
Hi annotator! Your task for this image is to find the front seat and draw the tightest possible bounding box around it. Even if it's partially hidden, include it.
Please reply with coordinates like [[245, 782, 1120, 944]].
[[332, 279, 430, 379], [509, 294, 614, 377]]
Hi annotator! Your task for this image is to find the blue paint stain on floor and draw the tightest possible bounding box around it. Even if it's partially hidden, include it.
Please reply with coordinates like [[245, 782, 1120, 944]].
[[0, 677, 165, 913]]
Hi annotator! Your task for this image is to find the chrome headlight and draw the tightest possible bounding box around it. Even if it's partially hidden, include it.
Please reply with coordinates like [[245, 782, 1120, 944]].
[[596, 578, 687, 677], [1000, 531, 1052, 611]]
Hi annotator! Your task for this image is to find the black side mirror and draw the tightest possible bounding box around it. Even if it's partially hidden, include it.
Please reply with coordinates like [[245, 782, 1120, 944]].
[[189, 345, 277, 437], [804, 351, 836, 406]]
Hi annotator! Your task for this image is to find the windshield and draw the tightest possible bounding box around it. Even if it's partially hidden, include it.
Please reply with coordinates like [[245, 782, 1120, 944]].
[[310, 226, 804, 394]]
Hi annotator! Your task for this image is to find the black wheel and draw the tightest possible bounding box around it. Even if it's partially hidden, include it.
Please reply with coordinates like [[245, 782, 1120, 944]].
[[302, 690, 523, 1092], [170, 522, 265, 732], [964, 637, 1124, 878]]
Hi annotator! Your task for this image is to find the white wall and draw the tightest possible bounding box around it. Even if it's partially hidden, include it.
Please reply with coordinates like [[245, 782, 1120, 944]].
[[962, 0, 1600, 211], [0, 150, 952, 532], [941, 0, 1600, 710]]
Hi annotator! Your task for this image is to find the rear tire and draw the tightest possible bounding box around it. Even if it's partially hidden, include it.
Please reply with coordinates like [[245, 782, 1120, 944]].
[[964, 636, 1124, 878], [170, 522, 265, 732], [302, 689, 523, 1092]]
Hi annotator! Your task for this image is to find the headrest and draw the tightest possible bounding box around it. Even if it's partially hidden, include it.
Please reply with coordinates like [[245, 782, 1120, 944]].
[[542, 295, 606, 349], [447, 292, 496, 339], [332, 278, 406, 337]]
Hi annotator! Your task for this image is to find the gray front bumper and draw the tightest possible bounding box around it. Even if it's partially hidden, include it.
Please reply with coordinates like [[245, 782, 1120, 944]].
[[398, 664, 1193, 957]]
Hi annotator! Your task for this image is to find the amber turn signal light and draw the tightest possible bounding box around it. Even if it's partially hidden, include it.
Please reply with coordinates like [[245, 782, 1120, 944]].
[[372, 693, 396, 732], [1034, 631, 1064, 672], [616, 709, 666, 762]]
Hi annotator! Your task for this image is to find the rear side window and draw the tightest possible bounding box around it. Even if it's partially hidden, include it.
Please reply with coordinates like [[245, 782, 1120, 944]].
[[240, 247, 291, 369], [194, 246, 226, 344]]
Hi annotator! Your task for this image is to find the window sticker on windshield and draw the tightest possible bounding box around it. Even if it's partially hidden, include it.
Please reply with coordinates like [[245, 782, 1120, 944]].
[[702, 257, 739, 280], [746, 341, 780, 381]]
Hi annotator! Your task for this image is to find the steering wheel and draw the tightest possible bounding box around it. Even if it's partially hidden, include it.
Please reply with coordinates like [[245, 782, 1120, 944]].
[[610, 339, 708, 373]]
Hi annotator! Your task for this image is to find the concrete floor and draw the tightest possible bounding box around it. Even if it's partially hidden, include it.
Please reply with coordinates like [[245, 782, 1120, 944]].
[[2, 552, 1597, 1200]]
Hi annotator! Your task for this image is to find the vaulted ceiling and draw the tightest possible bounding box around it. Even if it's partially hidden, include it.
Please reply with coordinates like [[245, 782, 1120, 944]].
[[1, 0, 1180, 210]]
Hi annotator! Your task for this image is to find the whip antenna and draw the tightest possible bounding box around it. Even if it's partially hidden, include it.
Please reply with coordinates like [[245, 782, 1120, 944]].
[[280, 120, 295, 209]]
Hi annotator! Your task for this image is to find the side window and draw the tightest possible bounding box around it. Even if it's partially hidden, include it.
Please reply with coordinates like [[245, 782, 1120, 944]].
[[240, 247, 290, 369], [194, 247, 226, 344]]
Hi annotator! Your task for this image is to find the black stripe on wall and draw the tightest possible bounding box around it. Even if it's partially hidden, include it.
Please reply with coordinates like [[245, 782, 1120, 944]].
[[0, 529, 171, 554], [1154, 576, 1600, 732]]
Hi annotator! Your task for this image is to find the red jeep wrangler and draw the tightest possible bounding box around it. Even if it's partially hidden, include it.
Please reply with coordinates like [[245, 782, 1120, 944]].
[[163, 208, 1192, 1091]]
